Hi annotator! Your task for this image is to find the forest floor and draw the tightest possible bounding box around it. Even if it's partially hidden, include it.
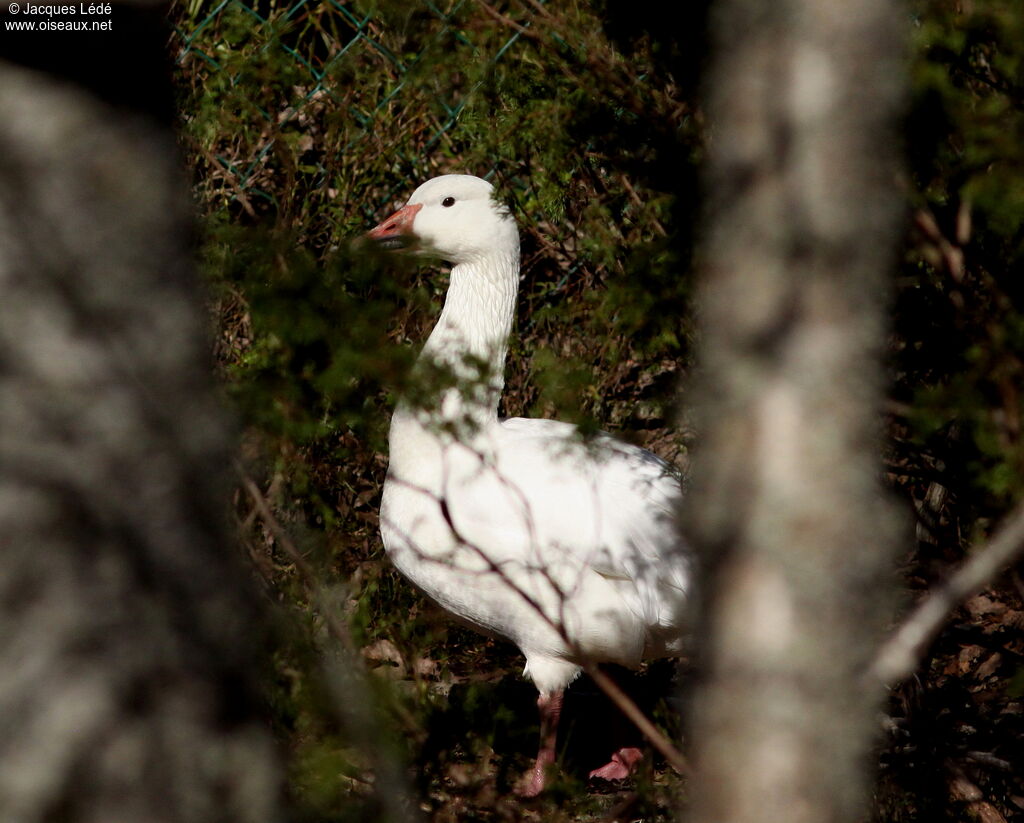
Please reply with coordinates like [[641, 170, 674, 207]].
[[343, 566, 1024, 822]]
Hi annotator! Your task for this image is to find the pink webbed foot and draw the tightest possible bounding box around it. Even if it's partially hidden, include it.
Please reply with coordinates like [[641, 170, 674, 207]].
[[588, 746, 644, 782]]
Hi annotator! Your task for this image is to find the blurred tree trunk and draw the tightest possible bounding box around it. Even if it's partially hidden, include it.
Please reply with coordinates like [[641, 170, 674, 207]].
[[0, 24, 281, 823], [684, 1, 905, 822]]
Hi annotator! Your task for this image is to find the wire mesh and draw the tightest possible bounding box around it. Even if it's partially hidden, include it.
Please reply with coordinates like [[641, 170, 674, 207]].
[[171, 0, 528, 214]]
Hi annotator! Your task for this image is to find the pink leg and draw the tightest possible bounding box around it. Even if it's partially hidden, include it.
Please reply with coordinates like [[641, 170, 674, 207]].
[[588, 746, 644, 782], [516, 690, 563, 797]]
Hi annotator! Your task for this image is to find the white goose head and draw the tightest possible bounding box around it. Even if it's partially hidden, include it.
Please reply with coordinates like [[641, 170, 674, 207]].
[[369, 174, 518, 266]]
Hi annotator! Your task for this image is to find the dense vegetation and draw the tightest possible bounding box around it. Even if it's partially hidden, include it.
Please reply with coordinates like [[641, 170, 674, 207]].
[[170, 1, 1024, 820]]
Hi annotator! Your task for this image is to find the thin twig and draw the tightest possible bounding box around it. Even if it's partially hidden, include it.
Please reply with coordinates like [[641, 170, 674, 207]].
[[476, 0, 540, 39], [237, 466, 421, 823], [584, 664, 691, 777], [189, 138, 258, 218], [869, 499, 1024, 685], [619, 173, 668, 238], [238, 469, 319, 585], [239, 467, 422, 732], [383, 468, 692, 778], [524, 0, 555, 17]]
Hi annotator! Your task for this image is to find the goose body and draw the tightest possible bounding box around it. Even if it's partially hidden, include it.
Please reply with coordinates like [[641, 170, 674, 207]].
[[370, 175, 690, 794]]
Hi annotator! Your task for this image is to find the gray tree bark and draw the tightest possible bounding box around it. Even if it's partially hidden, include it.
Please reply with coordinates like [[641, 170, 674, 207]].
[[685, 2, 905, 822], [0, 45, 280, 823]]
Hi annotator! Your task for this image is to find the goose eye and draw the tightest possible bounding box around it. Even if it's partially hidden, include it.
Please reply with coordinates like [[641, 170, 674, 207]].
[[442, 197, 456, 207]]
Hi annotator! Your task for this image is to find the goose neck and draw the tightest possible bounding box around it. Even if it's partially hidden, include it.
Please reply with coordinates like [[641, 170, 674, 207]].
[[405, 247, 519, 431]]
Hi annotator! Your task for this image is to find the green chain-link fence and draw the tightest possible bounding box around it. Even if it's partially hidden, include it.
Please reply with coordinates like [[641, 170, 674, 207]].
[[171, 0, 531, 220]]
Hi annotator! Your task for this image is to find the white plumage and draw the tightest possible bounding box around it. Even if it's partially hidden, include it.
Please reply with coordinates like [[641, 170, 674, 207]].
[[369, 174, 690, 794]]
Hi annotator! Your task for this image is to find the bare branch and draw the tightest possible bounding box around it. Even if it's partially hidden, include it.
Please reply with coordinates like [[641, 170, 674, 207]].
[[237, 468, 421, 823], [475, 0, 539, 40], [869, 499, 1024, 686], [584, 664, 690, 777], [379, 466, 691, 775]]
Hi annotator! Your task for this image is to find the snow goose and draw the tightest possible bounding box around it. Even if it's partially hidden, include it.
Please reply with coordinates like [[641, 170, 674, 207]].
[[369, 174, 690, 796]]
